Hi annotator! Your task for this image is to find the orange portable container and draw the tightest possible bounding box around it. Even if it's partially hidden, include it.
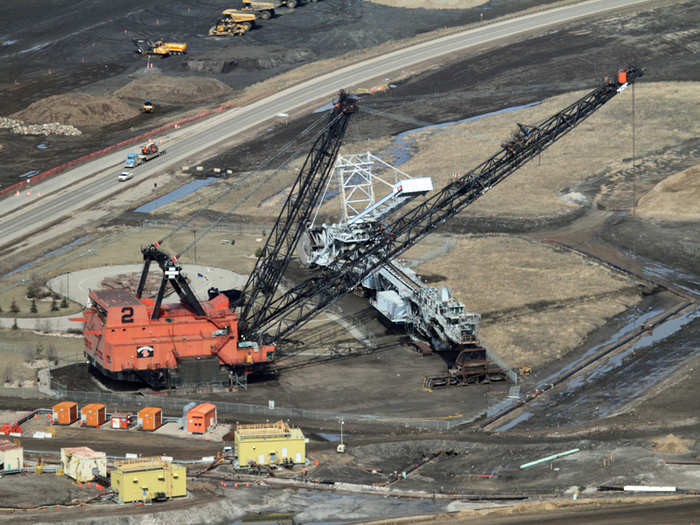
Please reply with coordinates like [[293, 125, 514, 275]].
[[617, 70, 627, 84], [80, 403, 106, 427], [137, 407, 162, 431], [186, 403, 217, 434], [110, 413, 131, 429], [52, 402, 78, 425]]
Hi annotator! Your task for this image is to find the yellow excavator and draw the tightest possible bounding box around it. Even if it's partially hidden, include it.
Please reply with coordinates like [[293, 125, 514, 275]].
[[209, 9, 257, 36]]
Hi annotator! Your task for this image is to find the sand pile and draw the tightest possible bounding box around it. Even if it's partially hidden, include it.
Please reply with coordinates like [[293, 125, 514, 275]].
[[636, 164, 700, 220], [115, 74, 232, 104], [651, 434, 694, 454], [12, 93, 139, 127], [366, 0, 487, 8]]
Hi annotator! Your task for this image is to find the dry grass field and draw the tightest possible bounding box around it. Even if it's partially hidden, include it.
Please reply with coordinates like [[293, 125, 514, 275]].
[[0, 225, 269, 320], [163, 82, 698, 225], [416, 235, 642, 369], [0, 329, 83, 387], [397, 82, 699, 219], [637, 164, 700, 221]]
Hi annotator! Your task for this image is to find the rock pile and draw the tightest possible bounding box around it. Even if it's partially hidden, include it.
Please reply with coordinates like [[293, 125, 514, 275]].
[[0, 116, 82, 136]]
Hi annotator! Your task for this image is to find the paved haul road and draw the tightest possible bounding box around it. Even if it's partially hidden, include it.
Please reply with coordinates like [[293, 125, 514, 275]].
[[0, 0, 652, 253]]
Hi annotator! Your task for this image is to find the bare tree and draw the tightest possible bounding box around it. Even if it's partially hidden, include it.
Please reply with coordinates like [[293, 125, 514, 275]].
[[47, 345, 58, 365], [2, 364, 14, 384]]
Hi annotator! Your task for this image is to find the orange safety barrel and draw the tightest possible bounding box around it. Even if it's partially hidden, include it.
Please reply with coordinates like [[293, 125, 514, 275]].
[[617, 70, 627, 84]]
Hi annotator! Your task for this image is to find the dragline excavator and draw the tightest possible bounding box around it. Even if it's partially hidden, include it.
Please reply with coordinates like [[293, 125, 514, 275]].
[[80, 67, 642, 389]]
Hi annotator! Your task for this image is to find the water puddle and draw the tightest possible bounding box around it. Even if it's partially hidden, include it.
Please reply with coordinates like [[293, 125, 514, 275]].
[[641, 260, 700, 297], [36, 143, 49, 150], [313, 102, 334, 114], [494, 411, 533, 433], [19, 169, 40, 179], [2, 40, 17, 47], [384, 101, 541, 166], [539, 304, 666, 389], [0, 234, 92, 280], [18, 42, 50, 55], [528, 309, 699, 425], [134, 177, 217, 213], [316, 433, 342, 442]]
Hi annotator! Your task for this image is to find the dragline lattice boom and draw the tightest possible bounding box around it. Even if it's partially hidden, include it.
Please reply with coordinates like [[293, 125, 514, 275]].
[[237, 92, 358, 341], [245, 66, 643, 342]]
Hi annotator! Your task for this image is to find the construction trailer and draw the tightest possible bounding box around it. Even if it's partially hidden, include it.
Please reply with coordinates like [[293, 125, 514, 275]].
[[52, 401, 78, 425], [80, 403, 106, 427], [0, 439, 23, 472], [61, 447, 107, 482], [234, 420, 305, 466], [186, 403, 217, 434], [137, 407, 163, 431], [110, 458, 186, 503]]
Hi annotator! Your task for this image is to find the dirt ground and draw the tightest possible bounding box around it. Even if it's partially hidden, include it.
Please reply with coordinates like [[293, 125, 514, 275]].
[[0, 329, 83, 387], [414, 235, 644, 369], [636, 164, 700, 221], [1, 1, 700, 523], [0, 0, 565, 185], [11, 93, 140, 128]]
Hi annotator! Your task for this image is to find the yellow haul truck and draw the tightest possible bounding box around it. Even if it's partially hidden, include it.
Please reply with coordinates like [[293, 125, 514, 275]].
[[209, 9, 257, 36], [242, 0, 276, 20]]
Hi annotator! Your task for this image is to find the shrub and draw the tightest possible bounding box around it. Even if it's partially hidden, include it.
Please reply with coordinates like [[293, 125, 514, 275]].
[[30, 299, 38, 313], [47, 345, 58, 364], [26, 283, 39, 299]]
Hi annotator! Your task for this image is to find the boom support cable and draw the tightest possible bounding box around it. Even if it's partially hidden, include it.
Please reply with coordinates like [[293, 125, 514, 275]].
[[246, 66, 644, 342], [159, 111, 331, 251]]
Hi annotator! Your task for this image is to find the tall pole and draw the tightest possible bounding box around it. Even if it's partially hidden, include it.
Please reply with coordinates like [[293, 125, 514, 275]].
[[631, 82, 636, 216], [193, 229, 197, 265]]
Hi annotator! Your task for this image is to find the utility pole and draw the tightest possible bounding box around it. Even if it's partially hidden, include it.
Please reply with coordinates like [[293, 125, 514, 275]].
[[192, 229, 197, 264], [337, 418, 345, 453], [631, 82, 636, 216]]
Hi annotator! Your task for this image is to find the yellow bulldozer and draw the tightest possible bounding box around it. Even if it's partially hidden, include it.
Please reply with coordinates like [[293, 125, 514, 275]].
[[133, 39, 187, 57], [209, 9, 257, 36], [242, 0, 276, 20]]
